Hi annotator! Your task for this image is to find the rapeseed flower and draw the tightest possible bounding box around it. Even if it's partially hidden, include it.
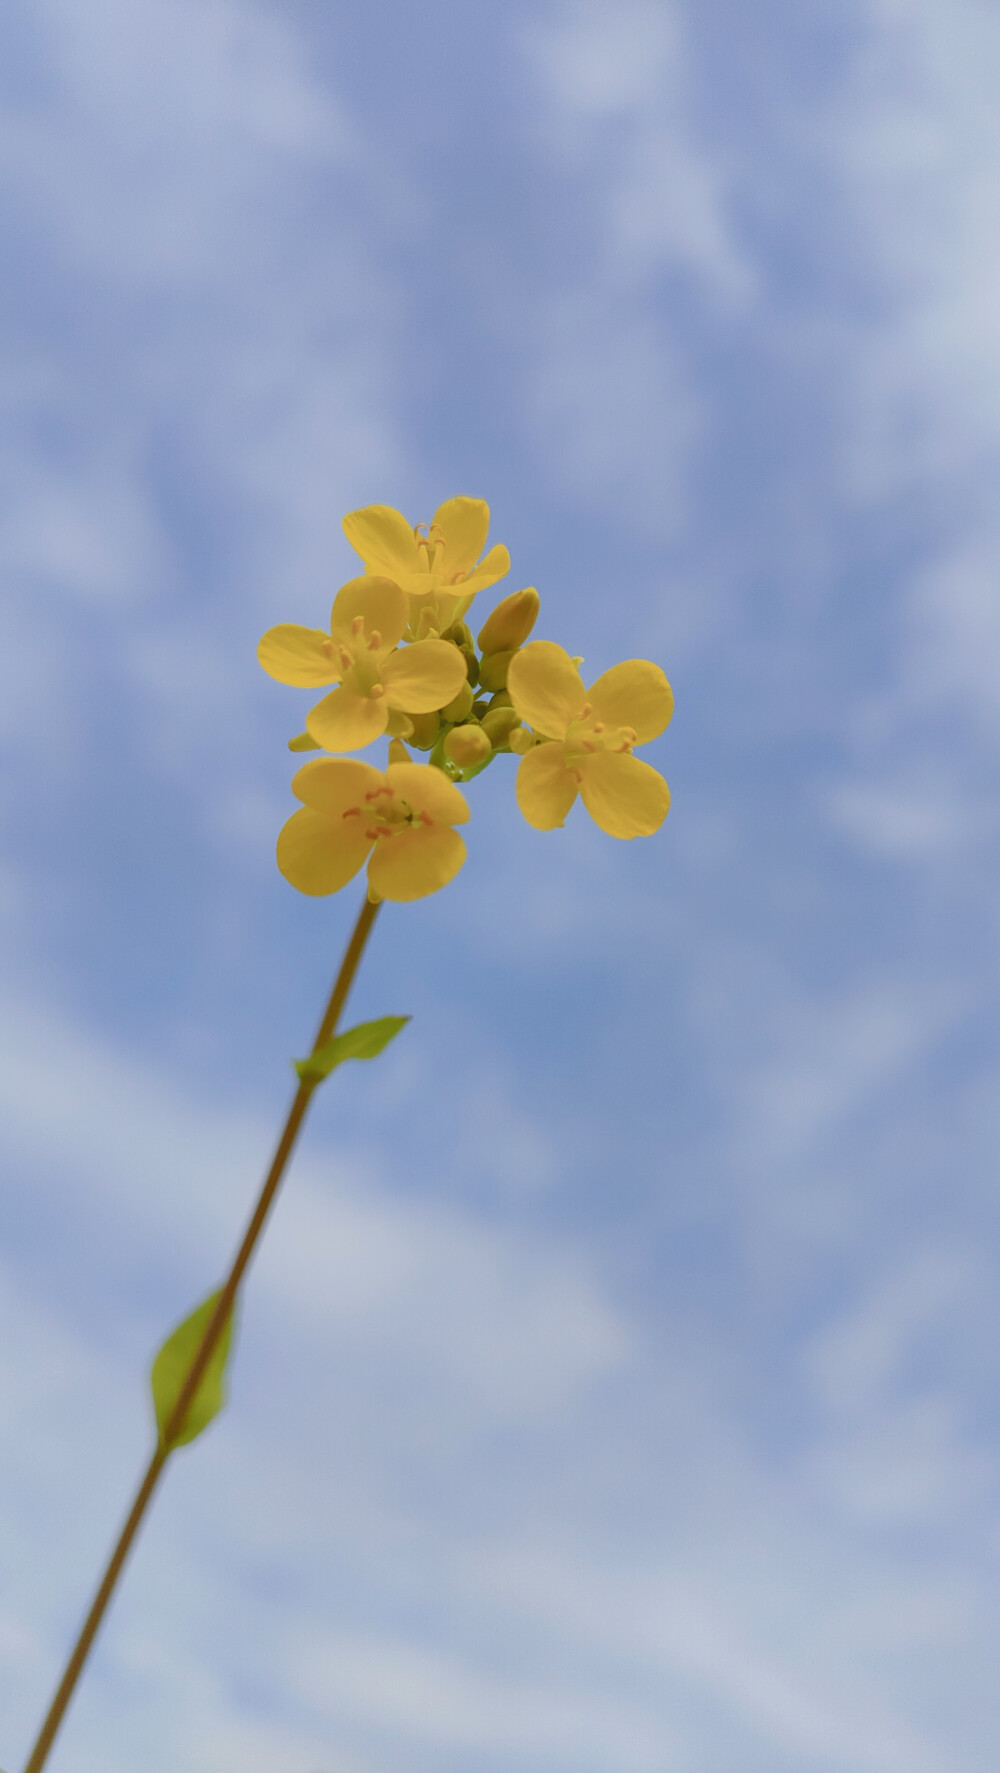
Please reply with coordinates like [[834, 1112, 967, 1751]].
[[277, 757, 469, 902], [258, 576, 466, 753], [507, 640, 672, 838], [343, 497, 509, 636]]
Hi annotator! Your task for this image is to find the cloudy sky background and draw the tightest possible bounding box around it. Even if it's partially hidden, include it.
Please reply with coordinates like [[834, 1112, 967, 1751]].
[[2, 1, 1000, 1768]]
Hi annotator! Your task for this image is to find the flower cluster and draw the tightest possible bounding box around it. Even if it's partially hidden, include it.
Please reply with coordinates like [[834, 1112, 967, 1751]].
[[260, 498, 673, 902]]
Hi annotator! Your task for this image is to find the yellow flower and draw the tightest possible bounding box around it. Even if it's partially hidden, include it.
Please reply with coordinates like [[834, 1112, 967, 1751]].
[[278, 759, 470, 902], [507, 641, 673, 838], [257, 576, 467, 753], [342, 496, 509, 636]]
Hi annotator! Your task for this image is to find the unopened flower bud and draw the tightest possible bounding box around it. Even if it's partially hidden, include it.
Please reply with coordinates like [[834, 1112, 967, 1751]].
[[441, 681, 475, 722], [442, 620, 475, 651], [460, 644, 479, 686], [477, 587, 540, 655], [481, 707, 522, 749], [407, 710, 441, 750], [478, 649, 514, 692], [488, 690, 512, 710], [443, 723, 492, 768], [387, 738, 410, 764]]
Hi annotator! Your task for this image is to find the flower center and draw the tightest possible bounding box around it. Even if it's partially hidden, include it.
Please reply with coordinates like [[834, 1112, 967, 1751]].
[[412, 524, 467, 588], [564, 701, 637, 764], [413, 522, 446, 574], [342, 784, 434, 844]]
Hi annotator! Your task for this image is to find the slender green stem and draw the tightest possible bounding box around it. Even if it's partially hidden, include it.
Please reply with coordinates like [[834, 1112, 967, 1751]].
[[22, 892, 381, 1773]]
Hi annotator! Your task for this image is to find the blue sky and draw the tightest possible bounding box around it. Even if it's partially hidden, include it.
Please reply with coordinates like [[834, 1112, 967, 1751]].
[[2, 1, 1000, 1769]]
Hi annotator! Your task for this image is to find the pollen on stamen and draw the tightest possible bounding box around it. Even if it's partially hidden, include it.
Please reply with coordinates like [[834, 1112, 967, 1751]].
[[582, 740, 596, 752], [320, 639, 334, 657], [351, 615, 365, 635], [341, 806, 361, 819], [591, 721, 605, 734], [417, 810, 433, 825], [369, 684, 386, 700], [580, 701, 593, 718], [339, 646, 352, 673], [367, 630, 382, 650]]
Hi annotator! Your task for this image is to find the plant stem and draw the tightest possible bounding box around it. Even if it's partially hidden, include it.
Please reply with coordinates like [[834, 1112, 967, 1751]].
[[21, 892, 381, 1773]]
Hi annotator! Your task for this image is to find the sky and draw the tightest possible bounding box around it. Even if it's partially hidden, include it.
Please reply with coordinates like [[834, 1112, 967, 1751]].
[[2, 0, 1000, 1769]]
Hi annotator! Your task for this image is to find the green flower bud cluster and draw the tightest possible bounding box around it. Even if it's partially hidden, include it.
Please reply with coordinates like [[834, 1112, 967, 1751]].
[[410, 587, 542, 782]]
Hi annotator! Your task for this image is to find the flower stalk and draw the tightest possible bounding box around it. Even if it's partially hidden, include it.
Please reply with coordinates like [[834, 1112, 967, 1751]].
[[21, 893, 381, 1773]]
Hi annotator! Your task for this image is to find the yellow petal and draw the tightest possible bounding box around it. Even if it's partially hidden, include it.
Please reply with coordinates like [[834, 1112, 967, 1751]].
[[381, 638, 467, 713], [342, 505, 420, 578], [257, 625, 338, 687], [462, 543, 510, 594], [578, 751, 670, 838], [507, 641, 584, 739], [386, 760, 470, 826], [587, 660, 674, 743], [430, 497, 490, 576], [385, 707, 415, 739], [367, 826, 467, 901], [306, 686, 388, 752], [276, 807, 372, 896], [291, 756, 384, 812], [329, 575, 407, 650], [515, 742, 578, 830]]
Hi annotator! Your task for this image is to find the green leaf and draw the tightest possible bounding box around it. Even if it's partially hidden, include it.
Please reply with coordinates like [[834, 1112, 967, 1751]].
[[150, 1289, 236, 1451], [294, 1015, 411, 1084]]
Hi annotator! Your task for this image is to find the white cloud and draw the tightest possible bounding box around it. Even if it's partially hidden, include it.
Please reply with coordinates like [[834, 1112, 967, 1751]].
[[0, 0, 406, 822], [509, 0, 752, 531], [827, 0, 1000, 495], [736, 981, 952, 1162]]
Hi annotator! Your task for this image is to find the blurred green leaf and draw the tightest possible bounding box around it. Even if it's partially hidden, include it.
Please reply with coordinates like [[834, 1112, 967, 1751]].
[[294, 1015, 410, 1084], [150, 1290, 236, 1450]]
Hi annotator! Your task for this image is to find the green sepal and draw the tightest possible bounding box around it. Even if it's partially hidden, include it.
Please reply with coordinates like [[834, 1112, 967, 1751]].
[[294, 1015, 410, 1084], [150, 1289, 236, 1451], [288, 731, 321, 752]]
